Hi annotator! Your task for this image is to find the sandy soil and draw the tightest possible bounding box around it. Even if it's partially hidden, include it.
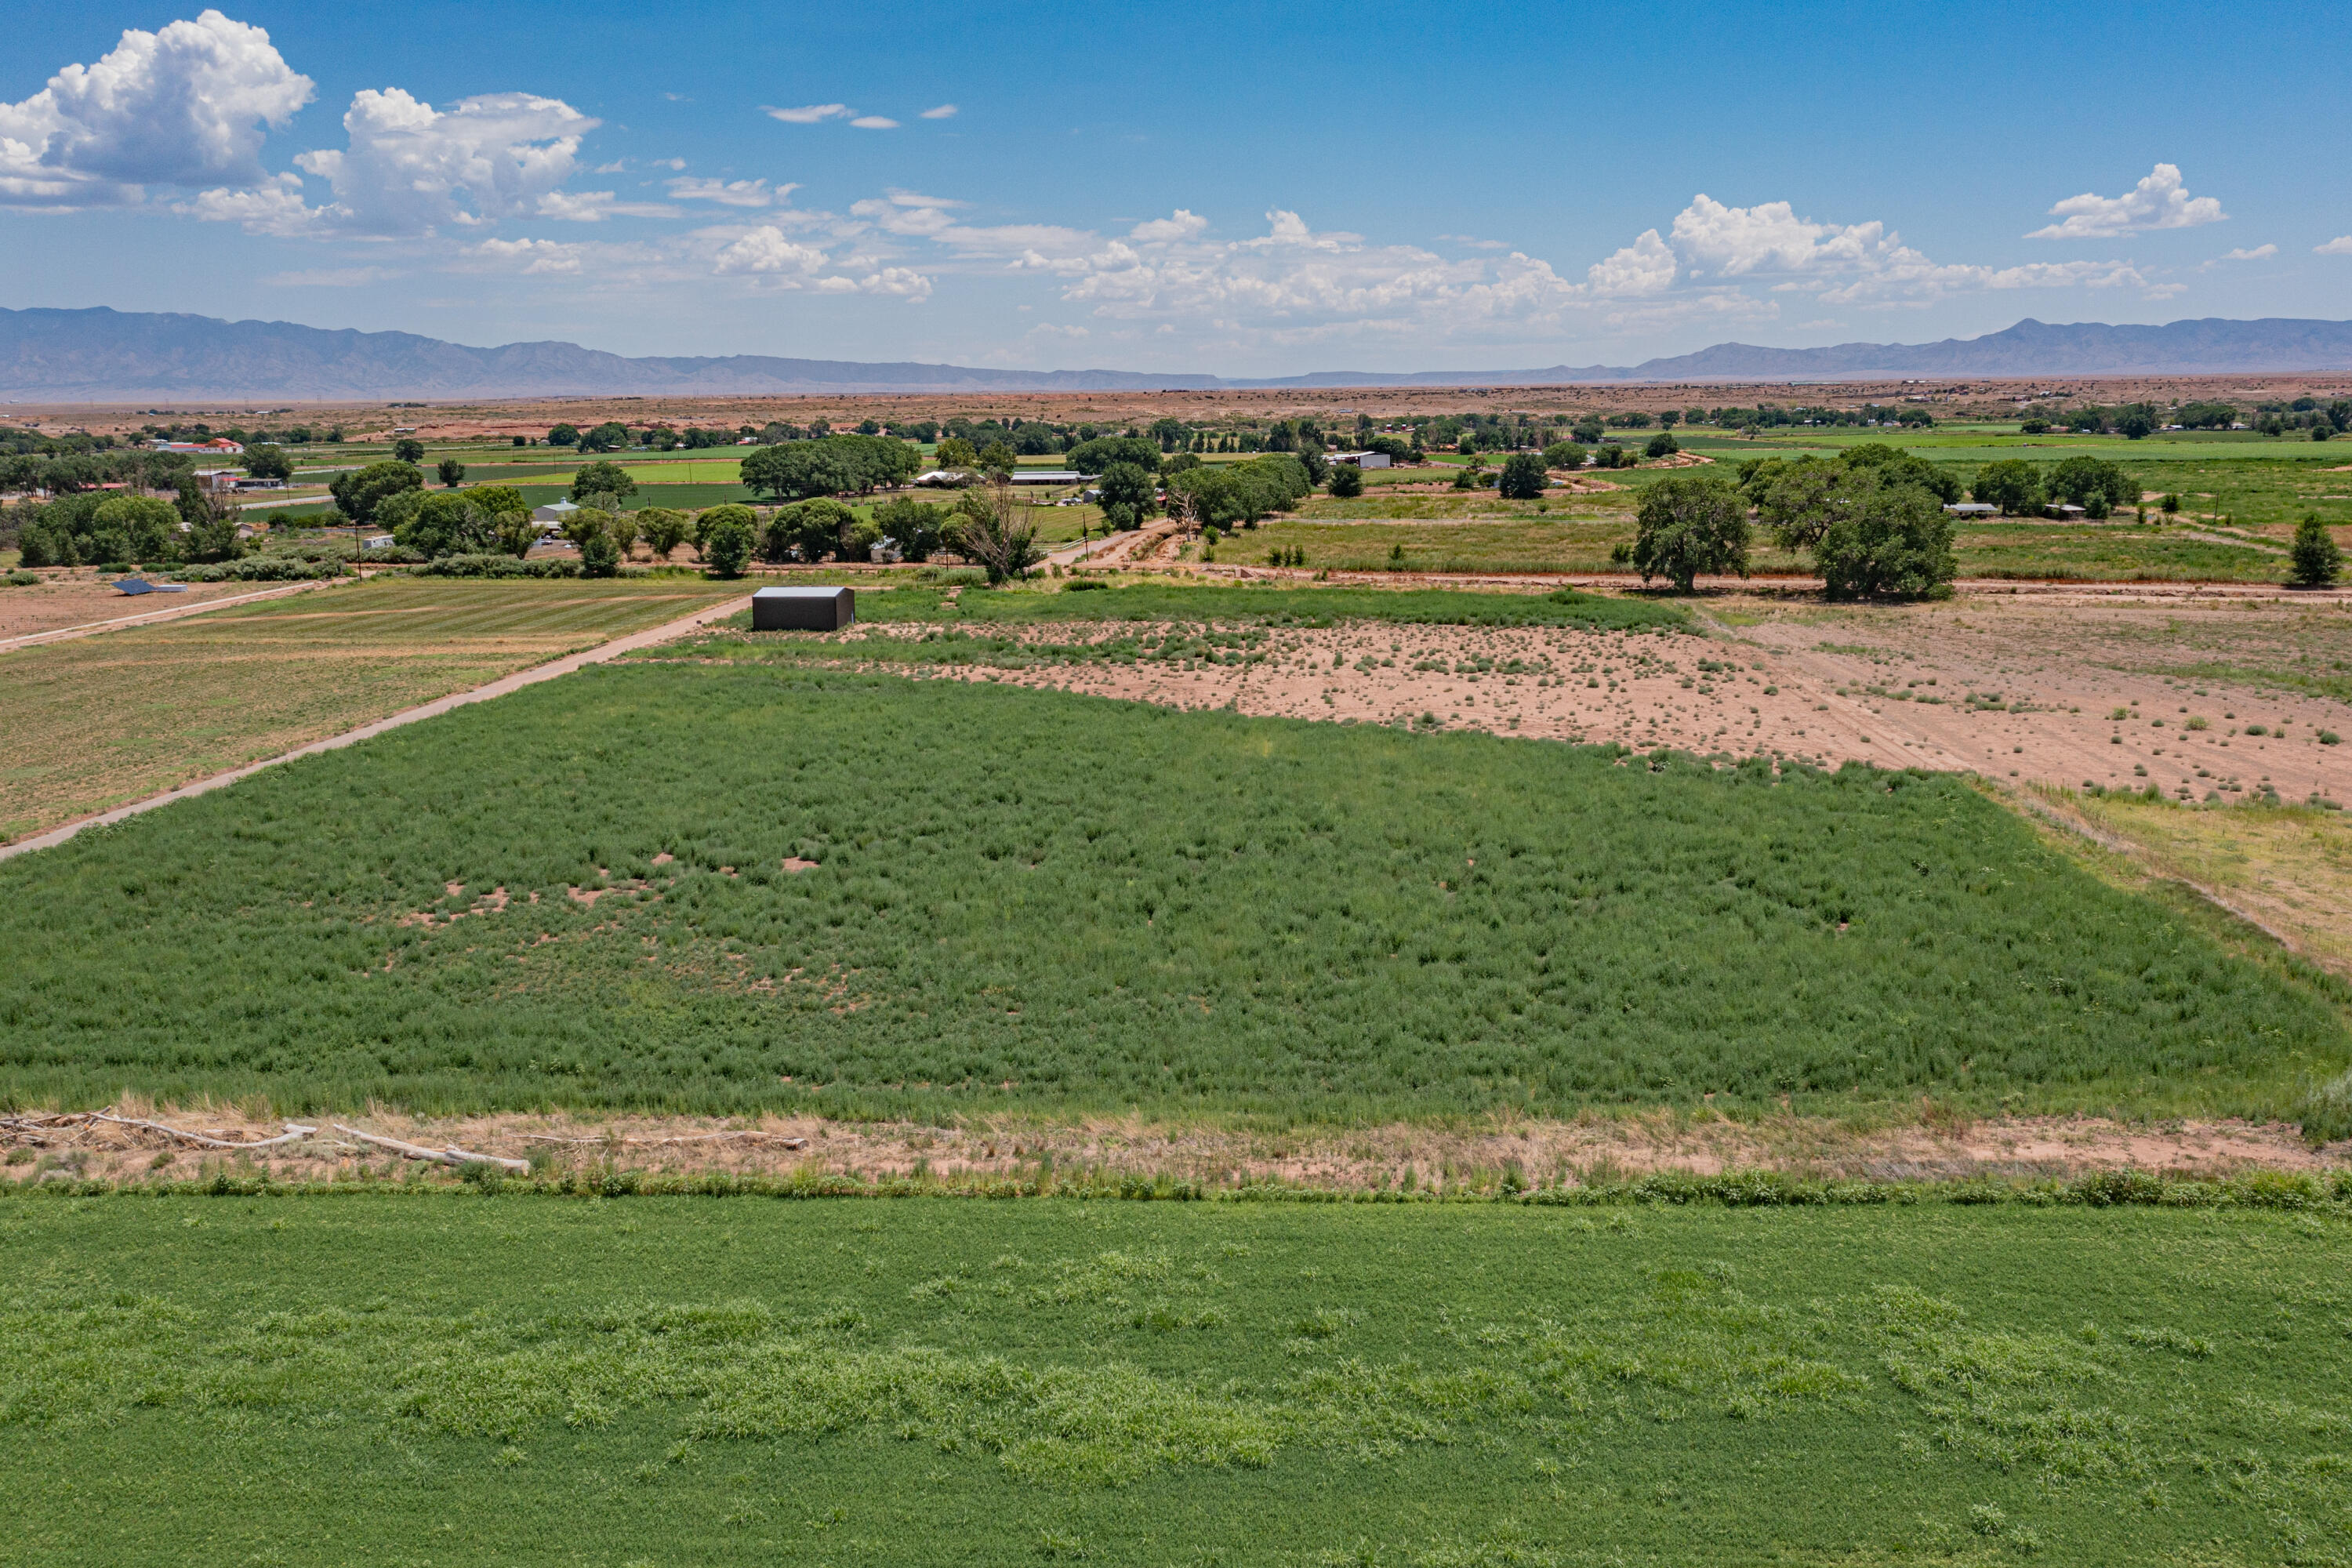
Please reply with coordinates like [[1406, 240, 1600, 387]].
[[823, 586, 2352, 807], [6, 1105, 2341, 1189], [0, 569, 282, 641]]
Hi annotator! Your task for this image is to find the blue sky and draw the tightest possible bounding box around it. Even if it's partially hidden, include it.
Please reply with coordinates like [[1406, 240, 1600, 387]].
[[6, 2, 2349, 375]]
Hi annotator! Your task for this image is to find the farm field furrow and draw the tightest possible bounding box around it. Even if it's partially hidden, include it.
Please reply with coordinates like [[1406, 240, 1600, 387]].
[[1, 661, 2342, 1123], [6, 1196, 2352, 1567], [0, 578, 742, 842]]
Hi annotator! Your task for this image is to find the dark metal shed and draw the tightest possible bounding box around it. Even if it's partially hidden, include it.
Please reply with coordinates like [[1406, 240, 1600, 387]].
[[752, 585, 855, 631]]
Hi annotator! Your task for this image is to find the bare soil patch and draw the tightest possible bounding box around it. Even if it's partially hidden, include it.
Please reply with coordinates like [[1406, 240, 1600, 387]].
[[809, 588, 2352, 809], [6, 1103, 2340, 1189], [0, 570, 280, 641]]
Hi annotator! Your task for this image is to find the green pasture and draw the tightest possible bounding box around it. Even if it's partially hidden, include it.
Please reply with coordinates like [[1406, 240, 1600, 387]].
[[1951, 522, 2286, 582], [8, 1195, 2352, 1566], [1, 664, 2342, 1123]]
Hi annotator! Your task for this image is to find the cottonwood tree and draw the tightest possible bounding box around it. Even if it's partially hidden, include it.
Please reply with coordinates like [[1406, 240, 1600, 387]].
[[569, 460, 637, 507], [638, 506, 692, 561], [1095, 461, 1156, 528], [330, 459, 423, 525], [245, 444, 294, 481], [1815, 479, 1956, 600], [871, 495, 948, 560], [1970, 459, 2043, 516], [1632, 474, 1748, 592], [1497, 451, 1548, 499], [699, 510, 755, 578]]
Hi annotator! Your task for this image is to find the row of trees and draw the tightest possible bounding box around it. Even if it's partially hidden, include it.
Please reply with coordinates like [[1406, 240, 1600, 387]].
[[1629, 446, 1960, 599], [0, 447, 202, 496], [9, 480, 241, 568], [1967, 456, 2134, 516], [739, 434, 924, 500]]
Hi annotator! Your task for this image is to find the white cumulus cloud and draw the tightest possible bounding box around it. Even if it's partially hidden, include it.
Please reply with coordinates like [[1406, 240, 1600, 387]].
[[2028, 162, 2224, 239], [2220, 244, 2278, 260], [1586, 229, 1676, 296], [471, 236, 586, 274], [2317, 236, 2352, 256], [276, 88, 598, 237], [713, 225, 829, 275], [668, 176, 790, 208], [0, 9, 312, 208], [849, 115, 899, 130], [920, 103, 957, 119], [1669, 195, 1891, 277], [764, 103, 848, 124]]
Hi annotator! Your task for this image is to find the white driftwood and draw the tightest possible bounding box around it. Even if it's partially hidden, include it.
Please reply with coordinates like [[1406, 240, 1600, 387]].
[[521, 1130, 808, 1149], [332, 1123, 528, 1172], [53, 1112, 318, 1149]]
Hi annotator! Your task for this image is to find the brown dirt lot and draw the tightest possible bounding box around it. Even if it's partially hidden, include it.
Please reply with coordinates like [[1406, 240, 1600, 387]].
[[808, 586, 2352, 807], [0, 569, 296, 641]]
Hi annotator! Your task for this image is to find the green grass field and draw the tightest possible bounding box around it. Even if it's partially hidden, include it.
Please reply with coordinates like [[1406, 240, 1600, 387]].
[[2, 663, 2343, 1123], [8, 1193, 2352, 1566]]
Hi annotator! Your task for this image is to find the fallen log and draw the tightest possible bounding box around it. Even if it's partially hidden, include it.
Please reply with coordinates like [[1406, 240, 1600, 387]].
[[521, 1130, 808, 1149], [0, 1111, 320, 1150], [332, 1123, 528, 1173]]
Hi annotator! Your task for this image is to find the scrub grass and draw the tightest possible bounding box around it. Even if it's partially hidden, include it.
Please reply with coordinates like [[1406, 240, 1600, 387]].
[[0, 665, 2341, 1125], [0, 577, 743, 843], [849, 582, 1691, 631], [5, 1196, 2352, 1565]]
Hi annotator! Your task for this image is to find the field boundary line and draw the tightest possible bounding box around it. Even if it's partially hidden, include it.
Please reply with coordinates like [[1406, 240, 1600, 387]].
[[2005, 785, 2308, 958], [0, 578, 337, 652], [0, 593, 750, 864]]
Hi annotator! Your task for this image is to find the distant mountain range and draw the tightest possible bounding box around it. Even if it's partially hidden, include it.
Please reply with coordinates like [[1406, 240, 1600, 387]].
[[5, 307, 2351, 401]]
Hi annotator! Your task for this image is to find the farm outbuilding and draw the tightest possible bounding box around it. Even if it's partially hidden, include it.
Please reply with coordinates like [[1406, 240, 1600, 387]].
[[1328, 451, 1393, 469], [753, 586, 855, 631]]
